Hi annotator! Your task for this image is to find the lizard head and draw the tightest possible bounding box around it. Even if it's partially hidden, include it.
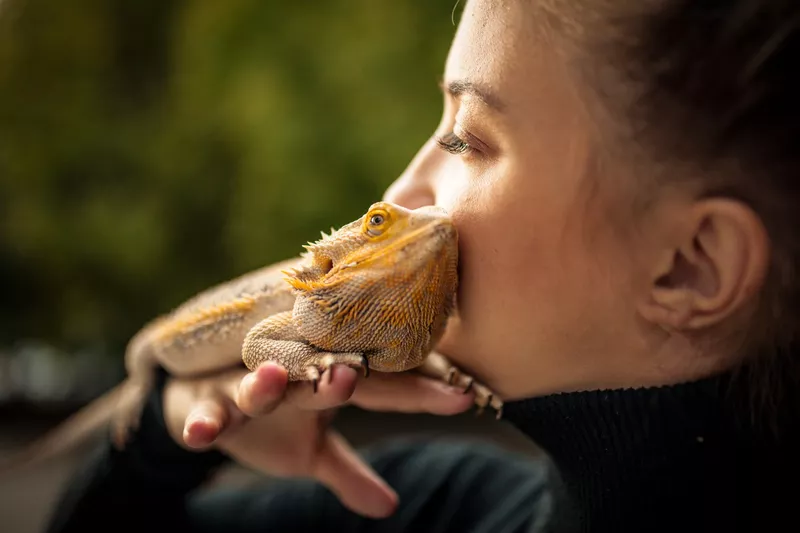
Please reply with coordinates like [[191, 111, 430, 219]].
[[283, 201, 458, 293], [285, 202, 460, 364]]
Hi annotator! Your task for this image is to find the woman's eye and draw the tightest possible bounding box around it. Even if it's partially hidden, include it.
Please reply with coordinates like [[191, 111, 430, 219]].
[[435, 131, 472, 155]]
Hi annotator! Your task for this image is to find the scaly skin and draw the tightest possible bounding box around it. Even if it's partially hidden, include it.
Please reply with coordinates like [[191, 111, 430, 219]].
[[242, 202, 459, 383], [0, 201, 502, 475]]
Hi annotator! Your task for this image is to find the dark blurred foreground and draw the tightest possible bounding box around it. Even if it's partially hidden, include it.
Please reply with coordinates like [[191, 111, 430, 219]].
[[0, 400, 540, 533]]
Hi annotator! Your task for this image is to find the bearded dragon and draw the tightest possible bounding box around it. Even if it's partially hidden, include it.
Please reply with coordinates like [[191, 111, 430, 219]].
[[1, 201, 502, 474]]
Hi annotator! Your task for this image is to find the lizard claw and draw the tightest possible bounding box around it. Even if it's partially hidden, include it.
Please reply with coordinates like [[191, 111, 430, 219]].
[[475, 393, 492, 417], [306, 366, 321, 393], [361, 355, 369, 378], [446, 367, 474, 394], [474, 389, 504, 420]]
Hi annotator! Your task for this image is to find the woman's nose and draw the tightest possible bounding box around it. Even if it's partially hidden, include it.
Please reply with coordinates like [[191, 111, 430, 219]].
[[382, 137, 442, 209], [382, 174, 433, 209]]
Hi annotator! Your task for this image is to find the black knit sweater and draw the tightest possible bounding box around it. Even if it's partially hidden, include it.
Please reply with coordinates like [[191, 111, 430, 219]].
[[503, 365, 800, 532]]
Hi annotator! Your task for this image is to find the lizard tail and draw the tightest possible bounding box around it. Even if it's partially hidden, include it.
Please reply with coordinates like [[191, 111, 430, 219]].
[[0, 382, 125, 477]]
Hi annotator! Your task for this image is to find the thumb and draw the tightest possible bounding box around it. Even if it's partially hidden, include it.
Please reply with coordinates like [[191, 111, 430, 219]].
[[312, 430, 398, 519]]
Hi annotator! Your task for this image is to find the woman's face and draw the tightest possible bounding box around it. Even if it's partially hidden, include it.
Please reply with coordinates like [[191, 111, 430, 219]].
[[383, 0, 751, 399]]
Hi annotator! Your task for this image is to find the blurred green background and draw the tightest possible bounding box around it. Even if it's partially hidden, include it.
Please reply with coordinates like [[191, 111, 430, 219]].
[[0, 7, 543, 531], [0, 0, 459, 359]]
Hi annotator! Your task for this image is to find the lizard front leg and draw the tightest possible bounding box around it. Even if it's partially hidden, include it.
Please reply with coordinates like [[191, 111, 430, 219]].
[[242, 311, 369, 392], [419, 351, 504, 419]]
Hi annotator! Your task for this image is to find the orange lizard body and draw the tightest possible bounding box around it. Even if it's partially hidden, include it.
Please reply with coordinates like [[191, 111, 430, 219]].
[[1, 202, 501, 475]]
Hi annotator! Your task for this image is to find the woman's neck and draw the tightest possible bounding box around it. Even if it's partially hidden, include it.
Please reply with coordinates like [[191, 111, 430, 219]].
[[502, 363, 800, 533]]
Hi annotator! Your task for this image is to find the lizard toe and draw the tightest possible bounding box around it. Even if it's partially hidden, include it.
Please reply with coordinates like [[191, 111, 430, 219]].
[[473, 391, 490, 416], [447, 367, 458, 386], [306, 366, 321, 393], [462, 377, 474, 394]]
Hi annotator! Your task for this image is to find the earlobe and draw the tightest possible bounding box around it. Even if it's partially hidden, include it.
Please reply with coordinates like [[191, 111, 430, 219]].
[[643, 285, 695, 331], [639, 198, 770, 333]]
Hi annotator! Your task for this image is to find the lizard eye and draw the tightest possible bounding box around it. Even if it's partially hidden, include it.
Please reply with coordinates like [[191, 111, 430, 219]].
[[365, 208, 390, 237]]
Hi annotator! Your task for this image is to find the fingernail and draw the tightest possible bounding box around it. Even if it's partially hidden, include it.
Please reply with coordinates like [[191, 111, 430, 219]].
[[255, 363, 287, 394], [238, 372, 258, 400], [330, 365, 357, 383], [421, 382, 474, 415], [187, 414, 216, 427], [238, 366, 286, 415], [431, 380, 469, 395], [256, 361, 284, 377], [259, 372, 287, 398], [184, 415, 219, 448]]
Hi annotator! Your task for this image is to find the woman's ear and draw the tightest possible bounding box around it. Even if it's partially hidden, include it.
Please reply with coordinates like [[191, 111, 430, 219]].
[[638, 198, 770, 332]]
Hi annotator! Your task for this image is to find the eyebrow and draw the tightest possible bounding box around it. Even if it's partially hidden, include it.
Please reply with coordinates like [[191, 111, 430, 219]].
[[440, 78, 506, 112]]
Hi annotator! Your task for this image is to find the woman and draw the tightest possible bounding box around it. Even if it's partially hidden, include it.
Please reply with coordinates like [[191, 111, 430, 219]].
[[47, 0, 800, 532]]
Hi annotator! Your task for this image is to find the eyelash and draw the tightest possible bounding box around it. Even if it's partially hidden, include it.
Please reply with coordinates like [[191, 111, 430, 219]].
[[435, 131, 472, 155]]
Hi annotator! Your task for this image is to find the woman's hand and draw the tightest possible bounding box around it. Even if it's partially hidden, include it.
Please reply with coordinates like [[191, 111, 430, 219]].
[[161, 362, 475, 518]]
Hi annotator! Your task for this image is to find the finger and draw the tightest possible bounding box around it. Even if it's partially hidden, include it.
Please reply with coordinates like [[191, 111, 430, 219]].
[[284, 365, 359, 410], [234, 362, 290, 417], [349, 372, 474, 414], [182, 399, 229, 450], [313, 430, 398, 519]]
